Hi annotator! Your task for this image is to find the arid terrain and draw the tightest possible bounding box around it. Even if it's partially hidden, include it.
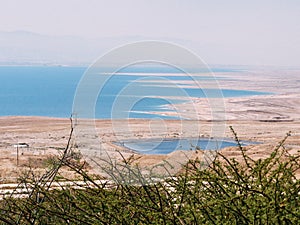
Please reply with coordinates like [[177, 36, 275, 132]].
[[0, 67, 300, 182]]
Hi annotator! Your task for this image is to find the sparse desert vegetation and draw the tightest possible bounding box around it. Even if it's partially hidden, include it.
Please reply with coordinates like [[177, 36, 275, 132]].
[[0, 128, 299, 224]]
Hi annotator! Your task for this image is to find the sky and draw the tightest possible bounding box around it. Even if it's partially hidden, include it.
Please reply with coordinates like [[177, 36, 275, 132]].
[[0, 0, 300, 66]]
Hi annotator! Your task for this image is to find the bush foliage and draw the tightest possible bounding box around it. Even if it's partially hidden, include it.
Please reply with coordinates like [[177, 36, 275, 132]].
[[0, 129, 299, 224]]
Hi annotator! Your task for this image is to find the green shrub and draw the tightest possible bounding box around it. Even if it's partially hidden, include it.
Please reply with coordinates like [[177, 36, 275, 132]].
[[0, 129, 299, 224]]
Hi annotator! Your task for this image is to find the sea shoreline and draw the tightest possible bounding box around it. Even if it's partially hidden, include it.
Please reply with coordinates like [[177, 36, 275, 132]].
[[1, 67, 300, 181]]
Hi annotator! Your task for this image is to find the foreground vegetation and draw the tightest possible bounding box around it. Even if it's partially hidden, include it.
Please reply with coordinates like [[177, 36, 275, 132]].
[[0, 128, 299, 224]]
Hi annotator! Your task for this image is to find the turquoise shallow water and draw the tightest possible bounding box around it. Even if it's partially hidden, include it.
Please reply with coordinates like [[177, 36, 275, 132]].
[[115, 138, 260, 154], [0, 66, 271, 119]]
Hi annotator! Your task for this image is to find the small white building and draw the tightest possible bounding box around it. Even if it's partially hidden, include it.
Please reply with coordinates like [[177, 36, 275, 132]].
[[13, 143, 29, 148]]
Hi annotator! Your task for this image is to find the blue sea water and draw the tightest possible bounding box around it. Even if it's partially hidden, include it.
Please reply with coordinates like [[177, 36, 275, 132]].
[[0, 66, 270, 119]]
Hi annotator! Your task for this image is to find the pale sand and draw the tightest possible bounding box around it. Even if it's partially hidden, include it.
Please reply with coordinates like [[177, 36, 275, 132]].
[[0, 117, 299, 181], [0, 68, 299, 181]]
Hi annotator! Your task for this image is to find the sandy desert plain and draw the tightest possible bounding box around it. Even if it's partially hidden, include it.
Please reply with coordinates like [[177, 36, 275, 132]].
[[0, 67, 300, 183]]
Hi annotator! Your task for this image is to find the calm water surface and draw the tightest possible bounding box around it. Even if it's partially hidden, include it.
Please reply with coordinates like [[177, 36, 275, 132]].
[[0, 66, 271, 119]]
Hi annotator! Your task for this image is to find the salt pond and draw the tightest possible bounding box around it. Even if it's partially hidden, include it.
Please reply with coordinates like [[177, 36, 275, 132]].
[[115, 138, 259, 155]]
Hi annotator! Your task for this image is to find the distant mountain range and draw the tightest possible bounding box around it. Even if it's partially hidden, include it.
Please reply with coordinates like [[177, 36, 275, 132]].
[[0, 31, 196, 66], [1, 31, 299, 68]]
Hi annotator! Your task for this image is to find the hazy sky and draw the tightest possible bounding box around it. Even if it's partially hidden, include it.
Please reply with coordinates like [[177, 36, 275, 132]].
[[1, 0, 300, 66]]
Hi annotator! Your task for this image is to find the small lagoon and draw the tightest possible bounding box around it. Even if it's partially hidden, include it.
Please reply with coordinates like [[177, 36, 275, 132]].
[[116, 138, 259, 155]]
